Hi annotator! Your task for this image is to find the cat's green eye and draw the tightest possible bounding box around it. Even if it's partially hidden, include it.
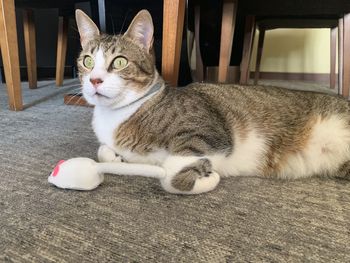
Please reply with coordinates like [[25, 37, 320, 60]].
[[83, 56, 94, 69], [112, 56, 128, 70]]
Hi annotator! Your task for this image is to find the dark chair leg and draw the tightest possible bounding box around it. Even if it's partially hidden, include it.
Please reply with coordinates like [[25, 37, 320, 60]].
[[330, 27, 337, 89], [254, 27, 265, 85], [240, 15, 255, 85], [194, 4, 204, 82]]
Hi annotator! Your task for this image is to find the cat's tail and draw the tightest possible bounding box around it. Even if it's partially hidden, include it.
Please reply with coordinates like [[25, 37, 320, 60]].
[[97, 162, 166, 179]]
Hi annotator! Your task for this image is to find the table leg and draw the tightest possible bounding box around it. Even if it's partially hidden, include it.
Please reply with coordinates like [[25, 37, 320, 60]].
[[343, 13, 350, 98], [162, 0, 185, 86], [55, 16, 69, 87], [194, 4, 204, 82], [240, 15, 255, 85], [218, 0, 237, 83], [0, 0, 23, 111], [254, 28, 265, 85], [330, 27, 337, 90], [23, 9, 37, 89]]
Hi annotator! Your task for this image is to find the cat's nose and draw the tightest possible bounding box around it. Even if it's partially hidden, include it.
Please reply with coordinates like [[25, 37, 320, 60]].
[[90, 78, 104, 88]]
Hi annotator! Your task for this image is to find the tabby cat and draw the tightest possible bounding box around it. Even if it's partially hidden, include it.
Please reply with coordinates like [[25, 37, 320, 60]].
[[75, 9, 350, 194]]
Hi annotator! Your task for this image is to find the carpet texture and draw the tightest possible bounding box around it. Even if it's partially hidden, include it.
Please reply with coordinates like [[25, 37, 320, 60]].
[[0, 80, 349, 262]]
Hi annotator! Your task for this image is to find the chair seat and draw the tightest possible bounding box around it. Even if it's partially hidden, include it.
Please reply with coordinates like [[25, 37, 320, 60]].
[[257, 18, 338, 30], [16, 0, 91, 16], [15, 0, 88, 8]]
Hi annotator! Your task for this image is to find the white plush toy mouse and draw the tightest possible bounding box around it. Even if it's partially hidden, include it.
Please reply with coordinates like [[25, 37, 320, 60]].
[[48, 158, 166, 190]]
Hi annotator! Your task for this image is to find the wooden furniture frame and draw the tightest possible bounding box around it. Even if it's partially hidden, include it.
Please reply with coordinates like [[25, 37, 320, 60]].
[[2, 0, 350, 111], [23, 9, 70, 88], [190, 0, 238, 83], [0, 0, 188, 110], [162, 0, 186, 86], [0, 0, 93, 111], [0, 0, 22, 110], [164, 0, 350, 98]]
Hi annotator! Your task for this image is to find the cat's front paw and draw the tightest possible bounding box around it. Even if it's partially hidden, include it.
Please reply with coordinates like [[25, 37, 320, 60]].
[[97, 145, 122, 163]]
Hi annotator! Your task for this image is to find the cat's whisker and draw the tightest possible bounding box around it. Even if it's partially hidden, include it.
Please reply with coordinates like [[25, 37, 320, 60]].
[[66, 94, 91, 115], [65, 96, 80, 108], [68, 87, 82, 93], [119, 9, 131, 35], [74, 94, 84, 106], [66, 87, 82, 97], [110, 14, 115, 34], [113, 9, 131, 47], [65, 91, 83, 106], [71, 25, 79, 33]]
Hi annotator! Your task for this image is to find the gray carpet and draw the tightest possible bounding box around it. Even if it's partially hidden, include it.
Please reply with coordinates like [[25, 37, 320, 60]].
[[0, 80, 349, 262]]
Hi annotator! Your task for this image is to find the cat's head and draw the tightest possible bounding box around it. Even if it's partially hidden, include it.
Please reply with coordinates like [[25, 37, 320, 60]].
[[75, 9, 158, 108]]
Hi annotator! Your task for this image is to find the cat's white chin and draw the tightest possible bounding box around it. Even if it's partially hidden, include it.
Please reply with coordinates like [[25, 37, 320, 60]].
[[91, 94, 110, 105], [83, 90, 142, 109], [82, 91, 114, 107], [82, 86, 117, 108]]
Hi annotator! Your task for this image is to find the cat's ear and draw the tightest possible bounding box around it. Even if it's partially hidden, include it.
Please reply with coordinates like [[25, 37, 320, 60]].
[[124, 10, 154, 52], [75, 9, 100, 49]]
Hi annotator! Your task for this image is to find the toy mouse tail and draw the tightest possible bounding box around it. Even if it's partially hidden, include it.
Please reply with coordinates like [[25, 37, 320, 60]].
[[97, 162, 166, 179]]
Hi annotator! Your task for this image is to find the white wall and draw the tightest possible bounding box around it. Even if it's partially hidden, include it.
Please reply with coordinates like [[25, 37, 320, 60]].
[[250, 29, 332, 74]]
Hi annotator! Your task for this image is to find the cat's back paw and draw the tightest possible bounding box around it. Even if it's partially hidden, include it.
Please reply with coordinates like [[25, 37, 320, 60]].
[[161, 157, 221, 194]]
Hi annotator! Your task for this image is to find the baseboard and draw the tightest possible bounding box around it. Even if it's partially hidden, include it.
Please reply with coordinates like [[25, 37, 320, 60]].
[[250, 71, 333, 84], [0, 66, 76, 83], [200, 66, 333, 84]]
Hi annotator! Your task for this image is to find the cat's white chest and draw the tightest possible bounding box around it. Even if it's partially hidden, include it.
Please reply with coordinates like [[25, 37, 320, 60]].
[[92, 105, 140, 150], [92, 96, 168, 165]]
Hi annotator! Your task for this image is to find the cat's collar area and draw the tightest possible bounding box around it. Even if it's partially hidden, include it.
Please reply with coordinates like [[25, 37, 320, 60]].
[[112, 81, 163, 111]]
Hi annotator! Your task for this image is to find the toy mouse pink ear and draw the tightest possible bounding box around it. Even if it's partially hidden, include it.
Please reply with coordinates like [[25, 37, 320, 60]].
[[52, 160, 66, 177]]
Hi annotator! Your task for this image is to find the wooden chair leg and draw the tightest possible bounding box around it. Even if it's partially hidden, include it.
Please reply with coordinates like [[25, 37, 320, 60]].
[[0, 0, 23, 110], [330, 27, 337, 89], [338, 18, 344, 94], [55, 16, 68, 87], [162, 0, 185, 86], [254, 28, 265, 85], [23, 9, 37, 89], [194, 4, 204, 82], [240, 15, 256, 85], [343, 13, 350, 99], [218, 0, 237, 83]]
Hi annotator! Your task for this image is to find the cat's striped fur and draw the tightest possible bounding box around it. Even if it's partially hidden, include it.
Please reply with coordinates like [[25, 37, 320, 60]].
[[76, 9, 350, 194]]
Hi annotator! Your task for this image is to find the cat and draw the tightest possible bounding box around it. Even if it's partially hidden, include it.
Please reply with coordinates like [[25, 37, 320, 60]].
[[75, 9, 350, 194]]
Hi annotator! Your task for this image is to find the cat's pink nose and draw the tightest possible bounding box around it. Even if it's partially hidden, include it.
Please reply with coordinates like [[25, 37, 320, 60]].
[[90, 78, 103, 88]]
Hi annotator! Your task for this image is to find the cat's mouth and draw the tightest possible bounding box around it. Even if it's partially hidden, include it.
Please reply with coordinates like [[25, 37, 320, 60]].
[[94, 91, 110, 99]]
